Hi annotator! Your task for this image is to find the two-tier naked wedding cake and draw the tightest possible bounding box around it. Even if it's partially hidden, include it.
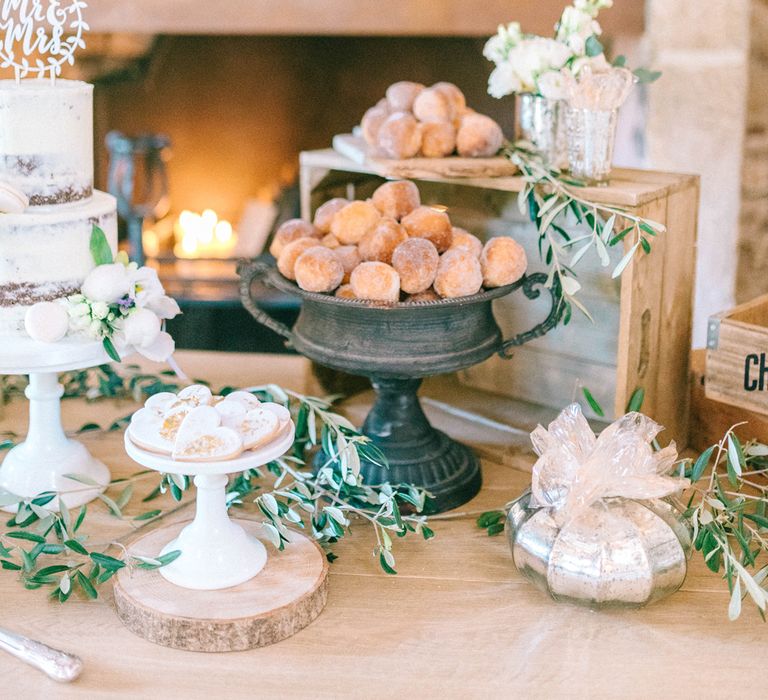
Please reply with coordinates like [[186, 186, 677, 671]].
[[0, 79, 118, 338]]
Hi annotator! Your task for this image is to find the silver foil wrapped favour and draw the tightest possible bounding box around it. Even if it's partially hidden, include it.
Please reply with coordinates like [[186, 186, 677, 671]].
[[507, 404, 692, 608]]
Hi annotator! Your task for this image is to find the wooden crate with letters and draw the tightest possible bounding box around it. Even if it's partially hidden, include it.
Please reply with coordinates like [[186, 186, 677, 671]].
[[705, 294, 768, 416], [299, 145, 699, 446]]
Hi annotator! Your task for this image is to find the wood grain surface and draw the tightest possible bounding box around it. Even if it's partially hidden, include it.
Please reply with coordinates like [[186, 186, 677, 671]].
[[113, 521, 328, 652], [0, 350, 763, 699]]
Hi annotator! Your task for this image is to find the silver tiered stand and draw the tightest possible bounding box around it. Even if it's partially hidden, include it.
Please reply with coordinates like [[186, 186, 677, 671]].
[[0, 336, 117, 512]]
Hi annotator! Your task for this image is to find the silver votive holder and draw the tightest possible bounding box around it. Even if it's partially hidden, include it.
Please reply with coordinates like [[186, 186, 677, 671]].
[[565, 107, 618, 184], [515, 93, 568, 170]]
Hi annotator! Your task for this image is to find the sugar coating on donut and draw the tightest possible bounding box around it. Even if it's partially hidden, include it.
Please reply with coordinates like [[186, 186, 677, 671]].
[[313, 197, 349, 234], [421, 121, 456, 158], [406, 288, 440, 303], [350, 261, 401, 303], [358, 218, 409, 264], [391, 237, 439, 294], [434, 248, 483, 298], [456, 114, 504, 158], [277, 237, 321, 280], [377, 112, 422, 159], [294, 246, 345, 293], [432, 82, 466, 116], [481, 236, 528, 287], [321, 233, 341, 249], [334, 245, 362, 284], [413, 87, 454, 123], [401, 205, 453, 253], [335, 284, 357, 300], [449, 227, 483, 258], [371, 180, 421, 220], [386, 81, 425, 113], [361, 104, 390, 146], [330, 200, 381, 245], [269, 219, 321, 258]]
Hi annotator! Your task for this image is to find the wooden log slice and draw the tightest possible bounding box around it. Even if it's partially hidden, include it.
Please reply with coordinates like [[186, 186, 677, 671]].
[[113, 519, 329, 652]]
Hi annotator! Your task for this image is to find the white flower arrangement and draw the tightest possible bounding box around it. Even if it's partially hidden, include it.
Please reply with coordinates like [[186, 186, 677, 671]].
[[67, 226, 180, 362], [484, 0, 637, 101]]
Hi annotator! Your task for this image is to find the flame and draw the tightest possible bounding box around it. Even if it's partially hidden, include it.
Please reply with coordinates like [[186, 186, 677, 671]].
[[170, 209, 238, 259]]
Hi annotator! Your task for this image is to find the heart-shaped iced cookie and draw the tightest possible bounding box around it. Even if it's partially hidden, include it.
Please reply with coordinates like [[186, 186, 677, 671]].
[[128, 408, 174, 454], [238, 406, 281, 450], [173, 405, 244, 462], [169, 384, 213, 411], [214, 399, 247, 429], [262, 402, 292, 440], [159, 403, 192, 441], [145, 391, 177, 415], [222, 390, 261, 409]]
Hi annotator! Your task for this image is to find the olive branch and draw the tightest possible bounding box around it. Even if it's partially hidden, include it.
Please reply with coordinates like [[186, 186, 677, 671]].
[[507, 141, 666, 322], [0, 368, 431, 601]]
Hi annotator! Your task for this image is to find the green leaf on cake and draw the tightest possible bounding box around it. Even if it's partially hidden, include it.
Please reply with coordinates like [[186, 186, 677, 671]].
[[89, 224, 114, 266], [102, 337, 120, 363]]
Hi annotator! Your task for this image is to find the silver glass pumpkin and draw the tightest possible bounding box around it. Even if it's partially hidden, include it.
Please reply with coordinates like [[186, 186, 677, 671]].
[[507, 490, 692, 608]]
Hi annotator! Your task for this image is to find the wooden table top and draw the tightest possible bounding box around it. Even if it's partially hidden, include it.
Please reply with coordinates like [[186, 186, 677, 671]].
[[0, 351, 762, 699]]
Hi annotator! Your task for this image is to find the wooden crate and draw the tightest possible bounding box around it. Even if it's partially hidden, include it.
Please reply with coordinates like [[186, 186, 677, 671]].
[[299, 147, 700, 446], [705, 294, 768, 415]]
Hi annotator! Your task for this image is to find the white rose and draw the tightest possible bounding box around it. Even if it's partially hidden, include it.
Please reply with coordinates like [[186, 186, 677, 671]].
[[488, 61, 522, 98], [538, 70, 568, 100], [122, 308, 161, 349], [68, 301, 91, 318], [81, 263, 130, 303], [91, 301, 110, 320]]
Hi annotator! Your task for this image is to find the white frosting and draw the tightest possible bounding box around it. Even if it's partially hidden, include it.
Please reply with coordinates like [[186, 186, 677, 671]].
[[0, 181, 28, 213], [0, 190, 118, 336], [0, 79, 93, 206]]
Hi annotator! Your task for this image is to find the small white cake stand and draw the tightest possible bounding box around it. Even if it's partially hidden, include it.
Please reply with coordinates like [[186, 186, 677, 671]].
[[0, 336, 117, 512], [124, 424, 296, 591]]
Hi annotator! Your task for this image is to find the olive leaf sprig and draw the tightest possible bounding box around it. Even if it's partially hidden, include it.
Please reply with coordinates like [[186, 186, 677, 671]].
[[1, 363, 194, 407], [681, 427, 768, 621], [228, 385, 434, 574], [507, 141, 666, 321], [0, 482, 180, 602]]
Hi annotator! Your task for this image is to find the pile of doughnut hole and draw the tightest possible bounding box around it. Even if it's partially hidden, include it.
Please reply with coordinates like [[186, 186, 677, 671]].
[[361, 80, 505, 159], [270, 180, 528, 304]]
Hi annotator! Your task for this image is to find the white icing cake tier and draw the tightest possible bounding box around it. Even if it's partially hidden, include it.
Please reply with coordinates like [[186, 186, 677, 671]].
[[0, 79, 93, 207], [0, 190, 117, 337]]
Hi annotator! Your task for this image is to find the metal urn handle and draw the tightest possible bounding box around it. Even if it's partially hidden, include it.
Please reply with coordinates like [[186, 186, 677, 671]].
[[238, 259, 295, 341], [0, 627, 83, 682], [497, 272, 564, 357]]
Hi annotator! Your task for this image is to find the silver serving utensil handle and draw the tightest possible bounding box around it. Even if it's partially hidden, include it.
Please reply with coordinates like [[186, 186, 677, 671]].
[[0, 627, 83, 682]]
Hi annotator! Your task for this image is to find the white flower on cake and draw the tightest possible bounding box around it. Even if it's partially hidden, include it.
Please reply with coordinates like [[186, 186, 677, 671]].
[[22, 224, 182, 362], [80, 263, 130, 303]]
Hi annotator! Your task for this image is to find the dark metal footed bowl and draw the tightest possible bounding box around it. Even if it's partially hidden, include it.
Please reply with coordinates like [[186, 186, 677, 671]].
[[239, 260, 563, 513]]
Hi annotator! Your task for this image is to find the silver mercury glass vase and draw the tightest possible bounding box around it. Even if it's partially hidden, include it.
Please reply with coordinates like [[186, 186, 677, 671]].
[[515, 93, 568, 169], [565, 107, 619, 184], [507, 490, 692, 608]]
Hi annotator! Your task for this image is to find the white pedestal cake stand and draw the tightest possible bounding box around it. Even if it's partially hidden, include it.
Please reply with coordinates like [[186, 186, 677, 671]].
[[123, 425, 296, 590], [116, 423, 330, 652], [0, 337, 115, 512]]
